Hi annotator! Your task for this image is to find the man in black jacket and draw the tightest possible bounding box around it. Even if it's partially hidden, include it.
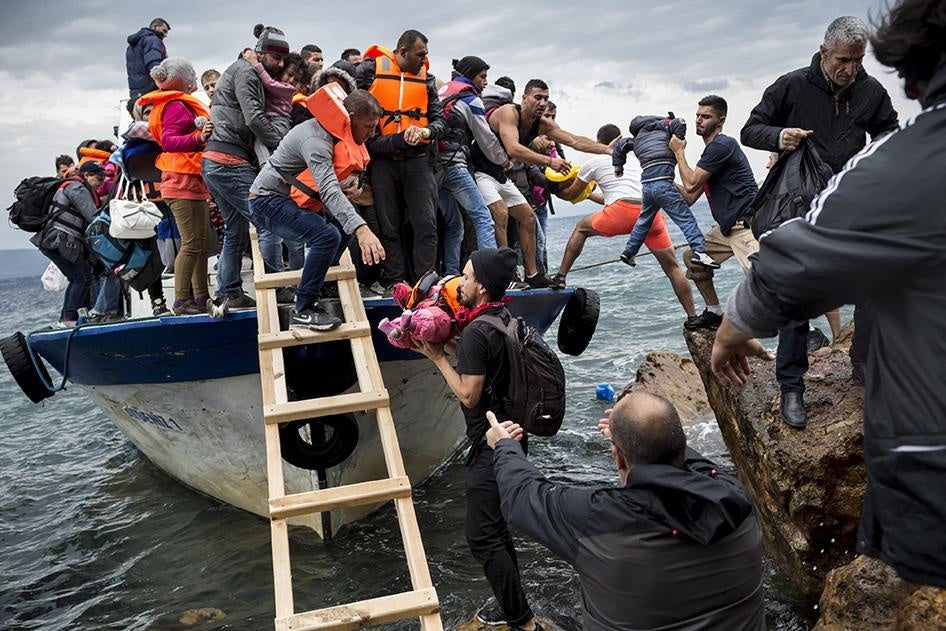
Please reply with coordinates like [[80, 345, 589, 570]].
[[485, 392, 765, 630], [713, 0, 946, 589], [740, 15, 899, 428]]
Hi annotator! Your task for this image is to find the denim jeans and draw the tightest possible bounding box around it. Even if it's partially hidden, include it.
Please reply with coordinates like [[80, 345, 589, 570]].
[[41, 248, 94, 322], [624, 179, 705, 256], [439, 163, 496, 252], [91, 272, 121, 315], [249, 194, 348, 312], [534, 202, 549, 274], [201, 159, 281, 298]]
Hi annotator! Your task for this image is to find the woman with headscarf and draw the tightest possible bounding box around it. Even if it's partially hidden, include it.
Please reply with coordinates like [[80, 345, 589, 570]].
[[138, 57, 213, 315]]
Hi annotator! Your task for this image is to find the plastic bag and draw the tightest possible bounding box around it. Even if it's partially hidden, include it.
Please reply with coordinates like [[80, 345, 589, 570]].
[[41, 261, 68, 292], [749, 141, 834, 239]]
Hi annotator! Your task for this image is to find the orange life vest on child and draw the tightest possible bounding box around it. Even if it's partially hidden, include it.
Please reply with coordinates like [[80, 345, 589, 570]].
[[292, 92, 307, 106], [364, 45, 429, 136], [140, 91, 210, 176], [289, 83, 371, 212]]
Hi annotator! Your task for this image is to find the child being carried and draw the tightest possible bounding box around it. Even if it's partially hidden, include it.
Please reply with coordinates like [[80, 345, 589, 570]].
[[612, 112, 718, 269], [242, 48, 306, 165]]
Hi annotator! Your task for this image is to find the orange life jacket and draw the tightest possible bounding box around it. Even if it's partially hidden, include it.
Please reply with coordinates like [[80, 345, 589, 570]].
[[139, 91, 210, 176], [292, 92, 307, 106], [364, 45, 429, 136], [77, 147, 112, 167], [289, 83, 371, 212]]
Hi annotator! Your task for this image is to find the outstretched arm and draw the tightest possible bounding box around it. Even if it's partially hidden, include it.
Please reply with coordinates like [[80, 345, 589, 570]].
[[492, 105, 569, 173], [541, 118, 611, 155]]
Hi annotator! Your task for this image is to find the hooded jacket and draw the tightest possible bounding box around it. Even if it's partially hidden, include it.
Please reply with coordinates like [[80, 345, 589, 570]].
[[492, 441, 764, 630], [727, 61, 946, 589], [437, 75, 507, 168], [205, 57, 285, 162], [612, 115, 686, 181], [741, 53, 899, 173], [126, 28, 167, 96]]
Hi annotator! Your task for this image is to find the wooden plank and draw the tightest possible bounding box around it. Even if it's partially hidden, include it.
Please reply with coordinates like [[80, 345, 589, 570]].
[[258, 321, 371, 350], [269, 476, 411, 520], [255, 265, 356, 290], [274, 588, 439, 631], [264, 390, 389, 425], [271, 517, 294, 618]]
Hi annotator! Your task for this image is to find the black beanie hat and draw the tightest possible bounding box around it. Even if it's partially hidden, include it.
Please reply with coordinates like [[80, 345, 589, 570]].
[[452, 56, 490, 81], [470, 247, 517, 299]]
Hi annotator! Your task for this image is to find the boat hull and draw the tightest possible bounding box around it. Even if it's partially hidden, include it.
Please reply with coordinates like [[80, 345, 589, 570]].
[[26, 290, 573, 535]]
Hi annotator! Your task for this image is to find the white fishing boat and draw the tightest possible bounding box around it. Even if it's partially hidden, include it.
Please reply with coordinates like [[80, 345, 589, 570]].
[[2, 281, 585, 538]]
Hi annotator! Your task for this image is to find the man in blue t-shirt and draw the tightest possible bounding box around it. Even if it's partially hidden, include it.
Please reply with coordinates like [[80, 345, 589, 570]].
[[671, 95, 760, 330]]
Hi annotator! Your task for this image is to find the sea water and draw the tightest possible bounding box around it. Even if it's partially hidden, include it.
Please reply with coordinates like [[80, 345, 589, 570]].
[[0, 208, 815, 629]]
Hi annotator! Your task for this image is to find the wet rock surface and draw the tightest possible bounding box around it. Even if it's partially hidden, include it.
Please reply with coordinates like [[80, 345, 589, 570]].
[[620, 351, 711, 423], [684, 325, 865, 596], [814, 555, 946, 630]]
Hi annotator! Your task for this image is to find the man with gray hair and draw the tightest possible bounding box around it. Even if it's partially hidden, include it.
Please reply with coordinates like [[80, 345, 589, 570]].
[[740, 15, 898, 429], [485, 392, 765, 629]]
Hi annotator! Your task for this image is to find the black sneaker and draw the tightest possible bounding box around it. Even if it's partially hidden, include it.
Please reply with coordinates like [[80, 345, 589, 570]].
[[524, 273, 551, 289], [275, 287, 296, 304], [684, 309, 723, 330], [548, 273, 567, 289], [806, 327, 830, 353], [691, 251, 721, 269], [620, 252, 636, 267], [291, 304, 342, 331], [474, 602, 505, 627], [151, 297, 171, 317], [228, 293, 257, 309]]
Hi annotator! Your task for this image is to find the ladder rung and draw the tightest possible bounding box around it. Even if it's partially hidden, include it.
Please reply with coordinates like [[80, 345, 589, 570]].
[[275, 588, 439, 631], [264, 390, 389, 425], [255, 265, 356, 290], [270, 476, 411, 519], [258, 321, 371, 350]]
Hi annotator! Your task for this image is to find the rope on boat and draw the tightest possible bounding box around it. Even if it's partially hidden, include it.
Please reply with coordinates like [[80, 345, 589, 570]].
[[569, 242, 688, 273]]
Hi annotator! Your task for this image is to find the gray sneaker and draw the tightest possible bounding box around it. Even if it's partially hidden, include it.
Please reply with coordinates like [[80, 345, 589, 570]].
[[291, 304, 342, 331]]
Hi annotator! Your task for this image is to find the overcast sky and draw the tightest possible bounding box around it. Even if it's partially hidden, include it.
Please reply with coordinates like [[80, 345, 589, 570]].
[[0, 0, 917, 250]]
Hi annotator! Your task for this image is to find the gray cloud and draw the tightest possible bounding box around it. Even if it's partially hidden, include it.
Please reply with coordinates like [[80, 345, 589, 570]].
[[0, 0, 915, 249]]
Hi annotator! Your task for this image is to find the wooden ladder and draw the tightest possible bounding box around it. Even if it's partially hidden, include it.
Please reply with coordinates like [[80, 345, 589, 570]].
[[249, 229, 443, 631]]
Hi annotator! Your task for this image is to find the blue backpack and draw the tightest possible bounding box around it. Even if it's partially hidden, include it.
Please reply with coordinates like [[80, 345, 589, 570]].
[[86, 212, 163, 292]]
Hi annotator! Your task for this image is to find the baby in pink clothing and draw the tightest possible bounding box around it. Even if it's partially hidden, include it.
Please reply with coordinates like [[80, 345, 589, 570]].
[[242, 49, 306, 164]]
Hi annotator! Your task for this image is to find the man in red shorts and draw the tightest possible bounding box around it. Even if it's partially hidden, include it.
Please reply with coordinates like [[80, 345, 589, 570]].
[[552, 124, 698, 324]]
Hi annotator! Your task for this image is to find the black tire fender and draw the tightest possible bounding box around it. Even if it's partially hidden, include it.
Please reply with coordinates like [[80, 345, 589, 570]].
[[0, 332, 54, 403], [279, 413, 359, 470], [557, 288, 600, 356]]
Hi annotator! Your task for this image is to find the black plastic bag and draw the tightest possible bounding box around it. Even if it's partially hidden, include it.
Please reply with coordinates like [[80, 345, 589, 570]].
[[749, 141, 834, 239]]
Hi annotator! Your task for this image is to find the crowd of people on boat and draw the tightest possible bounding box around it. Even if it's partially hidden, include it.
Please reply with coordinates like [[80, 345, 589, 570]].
[[18, 1, 946, 627]]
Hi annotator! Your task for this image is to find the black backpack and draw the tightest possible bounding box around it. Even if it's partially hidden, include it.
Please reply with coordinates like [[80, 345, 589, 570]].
[[478, 312, 566, 437], [749, 141, 834, 239], [7, 176, 83, 232]]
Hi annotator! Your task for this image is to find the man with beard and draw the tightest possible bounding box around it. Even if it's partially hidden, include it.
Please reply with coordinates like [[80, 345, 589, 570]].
[[668, 95, 761, 333], [202, 25, 290, 311], [413, 247, 544, 631], [472, 79, 612, 288], [355, 30, 446, 290]]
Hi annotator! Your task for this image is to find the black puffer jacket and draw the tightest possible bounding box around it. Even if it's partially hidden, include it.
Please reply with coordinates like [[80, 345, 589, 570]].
[[728, 60, 946, 588], [493, 442, 764, 630], [612, 114, 686, 174], [741, 53, 899, 173]]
